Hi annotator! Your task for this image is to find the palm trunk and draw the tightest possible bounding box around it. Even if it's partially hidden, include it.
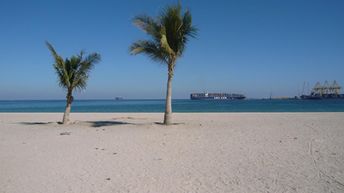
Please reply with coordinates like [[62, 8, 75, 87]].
[[62, 90, 73, 124], [164, 67, 174, 125]]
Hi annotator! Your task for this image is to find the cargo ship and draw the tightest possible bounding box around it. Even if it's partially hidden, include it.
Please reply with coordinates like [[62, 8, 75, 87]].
[[190, 93, 246, 100], [114, 97, 123, 100], [300, 81, 344, 100]]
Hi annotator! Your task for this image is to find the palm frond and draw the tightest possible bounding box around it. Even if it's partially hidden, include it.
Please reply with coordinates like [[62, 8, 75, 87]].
[[133, 15, 161, 41], [159, 4, 197, 57], [46, 41, 64, 65], [46, 42, 71, 88], [182, 10, 198, 39], [72, 53, 101, 89], [130, 40, 168, 63]]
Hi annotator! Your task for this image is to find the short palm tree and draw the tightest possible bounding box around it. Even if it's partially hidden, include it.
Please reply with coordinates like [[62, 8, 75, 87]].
[[130, 3, 197, 125], [46, 42, 101, 124]]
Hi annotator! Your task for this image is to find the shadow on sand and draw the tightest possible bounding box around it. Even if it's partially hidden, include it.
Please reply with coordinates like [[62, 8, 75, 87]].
[[87, 121, 130, 128], [19, 120, 130, 128], [19, 122, 55, 125], [154, 122, 185, 126]]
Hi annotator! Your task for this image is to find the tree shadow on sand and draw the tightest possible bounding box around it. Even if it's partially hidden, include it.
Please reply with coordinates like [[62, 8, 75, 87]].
[[19, 122, 55, 125], [154, 122, 185, 126], [19, 120, 131, 128], [87, 121, 130, 128]]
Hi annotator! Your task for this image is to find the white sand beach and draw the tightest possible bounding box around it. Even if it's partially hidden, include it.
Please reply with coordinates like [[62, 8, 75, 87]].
[[0, 113, 343, 193]]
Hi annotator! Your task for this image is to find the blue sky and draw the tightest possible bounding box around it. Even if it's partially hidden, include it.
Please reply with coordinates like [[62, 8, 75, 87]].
[[0, 0, 343, 99]]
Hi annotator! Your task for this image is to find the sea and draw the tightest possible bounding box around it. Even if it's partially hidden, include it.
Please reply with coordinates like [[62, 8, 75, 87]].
[[1, 99, 344, 112]]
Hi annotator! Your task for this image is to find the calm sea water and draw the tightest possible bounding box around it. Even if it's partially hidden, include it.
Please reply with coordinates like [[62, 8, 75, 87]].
[[0, 99, 344, 112]]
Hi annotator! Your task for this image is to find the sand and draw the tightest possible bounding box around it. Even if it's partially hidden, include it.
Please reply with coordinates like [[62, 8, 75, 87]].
[[0, 113, 343, 193]]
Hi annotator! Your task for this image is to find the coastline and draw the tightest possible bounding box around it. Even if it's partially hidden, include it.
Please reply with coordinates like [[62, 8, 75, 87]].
[[1, 113, 344, 193]]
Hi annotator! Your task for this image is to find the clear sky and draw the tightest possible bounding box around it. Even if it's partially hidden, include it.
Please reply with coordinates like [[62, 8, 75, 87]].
[[0, 0, 343, 99]]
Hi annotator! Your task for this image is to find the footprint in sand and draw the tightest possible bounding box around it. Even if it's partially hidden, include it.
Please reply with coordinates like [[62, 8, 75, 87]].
[[60, 132, 71, 135]]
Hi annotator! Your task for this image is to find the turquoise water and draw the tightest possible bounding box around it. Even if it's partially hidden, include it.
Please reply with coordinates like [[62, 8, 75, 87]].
[[1, 99, 344, 112]]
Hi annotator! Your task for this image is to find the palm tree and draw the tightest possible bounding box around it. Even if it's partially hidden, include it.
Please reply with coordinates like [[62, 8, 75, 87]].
[[46, 42, 101, 124], [130, 3, 197, 125]]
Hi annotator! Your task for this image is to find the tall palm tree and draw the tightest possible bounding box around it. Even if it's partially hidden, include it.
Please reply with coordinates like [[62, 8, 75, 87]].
[[130, 3, 197, 125], [46, 42, 101, 124]]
